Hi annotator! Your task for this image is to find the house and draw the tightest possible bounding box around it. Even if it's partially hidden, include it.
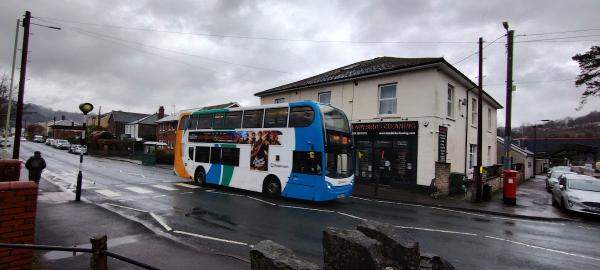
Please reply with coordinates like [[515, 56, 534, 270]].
[[155, 102, 239, 149], [497, 136, 535, 179], [103, 111, 150, 140], [124, 107, 164, 141], [255, 57, 502, 190], [48, 119, 83, 140]]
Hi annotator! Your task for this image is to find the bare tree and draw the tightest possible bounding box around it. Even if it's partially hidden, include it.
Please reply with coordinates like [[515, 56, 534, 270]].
[[572, 46, 600, 110]]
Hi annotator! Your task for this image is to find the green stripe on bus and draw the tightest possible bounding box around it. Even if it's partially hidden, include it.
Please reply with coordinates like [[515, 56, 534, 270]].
[[192, 108, 230, 115], [221, 165, 234, 186]]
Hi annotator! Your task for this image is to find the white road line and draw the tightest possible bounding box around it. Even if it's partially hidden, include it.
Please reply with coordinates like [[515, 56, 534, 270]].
[[152, 185, 178, 191], [173, 230, 249, 246], [428, 206, 486, 217], [206, 190, 245, 197], [95, 189, 121, 198], [279, 205, 335, 213], [152, 195, 166, 199], [149, 213, 172, 232], [337, 212, 367, 221], [349, 196, 372, 202], [395, 225, 478, 236], [104, 203, 149, 213], [484, 235, 600, 262], [246, 196, 277, 206], [175, 183, 201, 189], [180, 192, 194, 194], [490, 216, 566, 225], [125, 186, 153, 194], [373, 199, 424, 208]]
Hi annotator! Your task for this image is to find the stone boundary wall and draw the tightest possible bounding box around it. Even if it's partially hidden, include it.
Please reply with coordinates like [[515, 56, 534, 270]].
[[0, 181, 38, 270], [434, 162, 451, 196]]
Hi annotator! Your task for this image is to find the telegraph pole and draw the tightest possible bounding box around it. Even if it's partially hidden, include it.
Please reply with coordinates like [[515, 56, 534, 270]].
[[3, 19, 19, 158], [12, 11, 31, 159], [474, 37, 484, 202], [503, 25, 515, 170]]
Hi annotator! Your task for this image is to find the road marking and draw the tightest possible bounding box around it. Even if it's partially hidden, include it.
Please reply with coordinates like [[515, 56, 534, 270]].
[[490, 216, 566, 225], [173, 230, 248, 246], [206, 190, 245, 197], [484, 235, 600, 262], [337, 212, 367, 221], [152, 195, 166, 199], [349, 196, 372, 201], [95, 189, 121, 198], [428, 206, 486, 217], [105, 203, 149, 213], [149, 212, 172, 232], [176, 183, 201, 189], [373, 199, 424, 208], [125, 186, 153, 194], [246, 196, 277, 206], [279, 205, 335, 213], [152, 184, 178, 191], [180, 192, 194, 194], [395, 225, 478, 236]]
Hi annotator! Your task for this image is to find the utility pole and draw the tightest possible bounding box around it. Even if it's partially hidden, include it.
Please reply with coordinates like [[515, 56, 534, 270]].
[[503, 25, 515, 170], [3, 19, 19, 159], [97, 106, 101, 128], [12, 11, 31, 159], [474, 37, 484, 202]]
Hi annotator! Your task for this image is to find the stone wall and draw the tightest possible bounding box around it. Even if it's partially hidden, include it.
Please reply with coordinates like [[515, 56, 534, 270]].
[[434, 162, 451, 196], [0, 181, 38, 270], [250, 220, 455, 270]]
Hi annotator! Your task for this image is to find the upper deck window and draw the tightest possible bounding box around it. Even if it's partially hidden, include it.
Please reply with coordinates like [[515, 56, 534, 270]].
[[264, 107, 288, 128], [289, 106, 314, 127], [242, 109, 264, 128]]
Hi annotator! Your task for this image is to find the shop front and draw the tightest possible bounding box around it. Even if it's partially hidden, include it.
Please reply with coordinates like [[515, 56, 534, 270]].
[[353, 121, 419, 187]]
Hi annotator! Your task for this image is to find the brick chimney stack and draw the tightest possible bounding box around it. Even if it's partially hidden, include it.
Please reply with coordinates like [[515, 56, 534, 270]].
[[158, 106, 165, 119]]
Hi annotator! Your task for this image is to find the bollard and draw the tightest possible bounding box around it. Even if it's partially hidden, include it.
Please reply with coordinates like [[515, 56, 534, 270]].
[[90, 235, 108, 270]]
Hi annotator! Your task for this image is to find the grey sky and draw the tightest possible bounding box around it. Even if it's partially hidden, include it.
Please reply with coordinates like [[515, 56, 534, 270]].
[[1, 0, 599, 126]]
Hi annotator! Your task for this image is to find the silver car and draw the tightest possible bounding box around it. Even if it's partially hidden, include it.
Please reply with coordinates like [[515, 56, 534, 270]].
[[552, 174, 600, 215], [546, 171, 576, 192], [547, 165, 570, 178]]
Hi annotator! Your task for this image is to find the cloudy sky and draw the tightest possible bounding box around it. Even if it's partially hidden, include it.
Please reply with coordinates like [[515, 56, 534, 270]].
[[1, 0, 599, 126]]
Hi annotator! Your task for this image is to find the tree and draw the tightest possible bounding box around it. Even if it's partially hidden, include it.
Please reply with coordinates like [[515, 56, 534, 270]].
[[572, 46, 600, 110]]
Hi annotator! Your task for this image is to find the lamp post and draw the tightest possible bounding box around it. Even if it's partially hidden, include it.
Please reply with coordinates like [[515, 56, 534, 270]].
[[75, 103, 93, 202], [533, 119, 550, 177]]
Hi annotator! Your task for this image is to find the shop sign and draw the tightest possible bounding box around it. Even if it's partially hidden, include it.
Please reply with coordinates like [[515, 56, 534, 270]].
[[352, 121, 418, 136], [438, 126, 448, 163]]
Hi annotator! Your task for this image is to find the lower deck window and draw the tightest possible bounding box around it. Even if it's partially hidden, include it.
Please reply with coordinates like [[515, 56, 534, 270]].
[[210, 147, 221, 164], [292, 151, 322, 175], [195, 146, 210, 163], [221, 148, 240, 166]]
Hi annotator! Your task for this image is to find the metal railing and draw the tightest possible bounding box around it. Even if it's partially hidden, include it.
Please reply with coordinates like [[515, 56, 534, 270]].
[[0, 235, 159, 270]]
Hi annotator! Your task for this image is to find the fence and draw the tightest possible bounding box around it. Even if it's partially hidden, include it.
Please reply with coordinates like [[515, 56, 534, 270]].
[[484, 164, 503, 180], [0, 235, 159, 270]]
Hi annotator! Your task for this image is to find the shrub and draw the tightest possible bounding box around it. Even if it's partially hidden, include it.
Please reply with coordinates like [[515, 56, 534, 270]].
[[155, 149, 174, 164]]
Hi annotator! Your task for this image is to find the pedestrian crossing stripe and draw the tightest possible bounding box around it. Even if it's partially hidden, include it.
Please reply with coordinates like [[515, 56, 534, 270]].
[[96, 189, 121, 197], [152, 185, 178, 191], [175, 183, 200, 189], [125, 186, 153, 194]]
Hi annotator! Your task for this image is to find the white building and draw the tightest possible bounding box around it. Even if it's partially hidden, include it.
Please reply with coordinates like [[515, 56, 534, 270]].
[[255, 57, 502, 188]]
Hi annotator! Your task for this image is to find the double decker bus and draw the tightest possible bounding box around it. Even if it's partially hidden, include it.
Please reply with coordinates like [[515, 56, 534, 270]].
[[174, 100, 354, 201]]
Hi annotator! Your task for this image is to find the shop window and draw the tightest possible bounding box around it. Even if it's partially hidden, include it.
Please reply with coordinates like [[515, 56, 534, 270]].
[[264, 107, 288, 128], [242, 109, 264, 128], [224, 111, 242, 129], [210, 147, 221, 164], [213, 113, 225, 129], [318, 91, 331, 104], [292, 151, 322, 175], [274, 98, 285, 104], [289, 106, 314, 127], [195, 146, 210, 163], [447, 84, 455, 118], [221, 148, 240, 166], [197, 114, 213, 129], [379, 84, 397, 115]]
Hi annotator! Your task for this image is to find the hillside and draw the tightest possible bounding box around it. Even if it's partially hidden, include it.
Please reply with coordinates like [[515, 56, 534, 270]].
[[497, 111, 600, 138]]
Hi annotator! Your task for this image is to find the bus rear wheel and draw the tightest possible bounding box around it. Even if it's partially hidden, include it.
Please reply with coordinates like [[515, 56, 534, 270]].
[[263, 176, 281, 198], [194, 167, 206, 186]]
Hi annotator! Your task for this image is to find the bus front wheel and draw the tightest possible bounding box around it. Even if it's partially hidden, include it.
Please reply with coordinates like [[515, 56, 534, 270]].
[[263, 176, 281, 198], [194, 167, 206, 186]]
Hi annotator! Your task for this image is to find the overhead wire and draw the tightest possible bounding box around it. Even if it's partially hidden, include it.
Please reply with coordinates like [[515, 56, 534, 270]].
[[452, 33, 506, 65]]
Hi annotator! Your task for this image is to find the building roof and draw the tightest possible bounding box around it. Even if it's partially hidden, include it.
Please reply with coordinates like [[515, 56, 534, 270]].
[[155, 114, 178, 123], [254, 56, 502, 109], [155, 102, 240, 123], [50, 119, 82, 127], [110, 111, 150, 123], [128, 113, 159, 125], [497, 136, 534, 156]]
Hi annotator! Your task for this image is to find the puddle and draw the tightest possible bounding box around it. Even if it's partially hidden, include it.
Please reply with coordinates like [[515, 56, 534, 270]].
[[185, 207, 238, 231]]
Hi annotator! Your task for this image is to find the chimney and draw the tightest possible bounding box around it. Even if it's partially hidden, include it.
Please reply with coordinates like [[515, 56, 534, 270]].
[[61, 115, 66, 120], [158, 106, 165, 119]]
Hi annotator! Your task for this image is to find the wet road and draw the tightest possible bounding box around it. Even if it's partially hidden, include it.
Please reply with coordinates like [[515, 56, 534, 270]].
[[22, 141, 600, 269]]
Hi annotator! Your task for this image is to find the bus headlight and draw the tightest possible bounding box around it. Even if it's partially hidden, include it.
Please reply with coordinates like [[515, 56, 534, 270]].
[[326, 182, 332, 190]]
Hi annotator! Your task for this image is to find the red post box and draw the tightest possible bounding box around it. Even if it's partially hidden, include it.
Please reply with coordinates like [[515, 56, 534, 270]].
[[503, 170, 518, 205]]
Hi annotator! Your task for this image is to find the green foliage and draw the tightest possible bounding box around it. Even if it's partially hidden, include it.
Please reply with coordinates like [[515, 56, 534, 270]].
[[155, 149, 174, 164], [98, 131, 114, 139], [572, 46, 600, 109]]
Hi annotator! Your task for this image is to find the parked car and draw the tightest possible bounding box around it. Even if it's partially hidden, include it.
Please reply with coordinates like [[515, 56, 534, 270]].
[[45, 138, 55, 146], [546, 171, 576, 192], [552, 174, 600, 215], [68, 144, 80, 153], [0, 139, 11, 147], [547, 165, 571, 178], [74, 145, 87, 155], [33, 135, 45, 143], [55, 139, 70, 150]]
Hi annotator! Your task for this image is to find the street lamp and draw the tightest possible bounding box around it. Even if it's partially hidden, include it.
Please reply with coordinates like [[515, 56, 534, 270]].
[[533, 119, 550, 177], [75, 102, 93, 202]]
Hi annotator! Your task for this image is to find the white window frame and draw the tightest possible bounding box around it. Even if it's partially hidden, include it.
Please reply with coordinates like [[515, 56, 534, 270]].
[[274, 97, 285, 104], [471, 98, 477, 126], [469, 144, 477, 169], [378, 83, 397, 115], [447, 84, 455, 118], [487, 107, 492, 132], [318, 91, 331, 104]]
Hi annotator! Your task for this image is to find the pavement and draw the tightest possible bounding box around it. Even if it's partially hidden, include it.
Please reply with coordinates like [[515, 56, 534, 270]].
[[352, 176, 575, 221]]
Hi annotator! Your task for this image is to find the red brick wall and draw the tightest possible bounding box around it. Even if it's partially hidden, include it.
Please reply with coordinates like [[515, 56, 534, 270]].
[[0, 181, 38, 270]]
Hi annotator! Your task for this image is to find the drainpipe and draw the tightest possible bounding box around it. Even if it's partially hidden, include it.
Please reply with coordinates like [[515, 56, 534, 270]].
[[464, 90, 469, 175]]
